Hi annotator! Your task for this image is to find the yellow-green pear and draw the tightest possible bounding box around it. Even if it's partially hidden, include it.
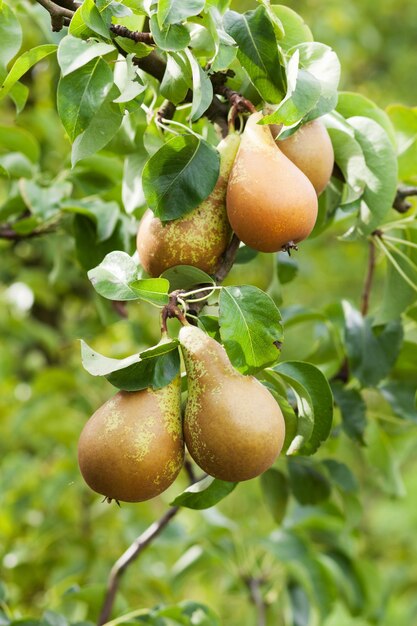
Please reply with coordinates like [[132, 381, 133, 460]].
[[226, 112, 318, 252], [275, 119, 334, 195], [77, 376, 184, 502], [137, 133, 240, 277], [179, 325, 285, 482]]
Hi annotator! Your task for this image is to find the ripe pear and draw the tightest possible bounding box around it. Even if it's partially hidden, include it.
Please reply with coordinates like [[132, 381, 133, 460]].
[[226, 112, 318, 252], [179, 325, 285, 482], [137, 133, 240, 277], [77, 376, 184, 502], [275, 119, 334, 195]]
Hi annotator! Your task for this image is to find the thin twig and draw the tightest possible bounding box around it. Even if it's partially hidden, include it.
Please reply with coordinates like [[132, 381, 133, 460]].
[[97, 506, 180, 625], [393, 185, 417, 214], [361, 236, 377, 316], [0, 226, 57, 240], [34, 0, 74, 30], [243, 577, 267, 626]]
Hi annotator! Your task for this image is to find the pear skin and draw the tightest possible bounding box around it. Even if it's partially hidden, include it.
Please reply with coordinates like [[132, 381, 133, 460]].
[[226, 112, 318, 252], [137, 133, 240, 277], [179, 325, 285, 482], [77, 376, 184, 502], [276, 119, 334, 195]]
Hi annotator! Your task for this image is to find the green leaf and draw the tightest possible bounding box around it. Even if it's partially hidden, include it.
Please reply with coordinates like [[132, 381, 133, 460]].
[[160, 52, 191, 105], [337, 92, 396, 147], [81, 339, 180, 390], [71, 97, 123, 165], [130, 278, 170, 306], [331, 382, 366, 444], [365, 421, 406, 497], [342, 301, 404, 388], [0, 45, 57, 101], [150, 14, 190, 52], [87, 251, 142, 300], [269, 5, 313, 50], [322, 459, 359, 493], [288, 582, 310, 626], [224, 6, 284, 103], [219, 286, 283, 374], [277, 254, 298, 284], [142, 134, 220, 221], [61, 198, 120, 242], [260, 468, 289, 524], [0, 125, 40, 163], [157, 0, 205, 27], [348, 116, 398, 235], [379, 380, 417, 422], [184, 48, 213, 121], [0, 1, 22, 68], [80, 0, 109, 38], [295, 42, 340, 120], [57, 58, 114, 142], [161, 265, 215, 291], [387, 104, 417, 181], [288, 458, 331, 505], [19, 180, 72, 221], [261, 50, 321, 126], [171, 475, 237, 509], [325, 126, 366, 205], [274, 361, 333, 455], [57, 35, 115, 76]]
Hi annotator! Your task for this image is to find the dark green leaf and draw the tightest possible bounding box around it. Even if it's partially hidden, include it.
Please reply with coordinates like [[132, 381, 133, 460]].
[[224, 6, 284, 103], [219, 286, 283, 374], [61, 198, 119, 242], [288, 458, 331, 505], [171, 475, 237, 509], [274, 361, 333, 455], [322, 459, 359, 493], [57, 58, 114, 142], [342, 301, 404, 387], [150, 15, 190, 52], [277, 254, 299, 284], [379, 380, 417, 422], [331, 382, 366, 444], [57, 35, 115, 76], [80, 0, 109, 38], [288, 582, 310, 626], [161, 265, 215, 291], [157, 0, 205, 27], [0, 45, 57, 101], [81, 339, 181, 391], [71, 98, 124, 165], [349, 116, 398, 235], [234, 245, 258, 264], [184, 48, 213, 121], [160, 53, 191, 105], [142, 134, 220, 221], [260, 468, 289, 524]]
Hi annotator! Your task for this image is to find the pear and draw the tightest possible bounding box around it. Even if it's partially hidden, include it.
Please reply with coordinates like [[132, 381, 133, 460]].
[[179, 325, 285, 482], [275, 119, 334, 195], [77, 376, 184, 502], [226, 112, 318, 252], [137, 133, 240, 277]]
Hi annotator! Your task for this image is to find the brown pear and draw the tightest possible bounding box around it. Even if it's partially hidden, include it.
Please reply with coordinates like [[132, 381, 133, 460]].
[[137, 133, 240, 277], [226, 111, 318, 252], [179, 325, 285, 482], [275, 119, 334, 195], [77, 376, 184, 502]]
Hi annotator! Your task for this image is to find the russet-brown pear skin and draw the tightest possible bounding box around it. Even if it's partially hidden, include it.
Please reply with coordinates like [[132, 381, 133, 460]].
[[136, 133, 240, 277], [77, 376, 184, 502], [179, 325, 285, 482], [276, 119, 334, 195], [226, 112, 318, 252]]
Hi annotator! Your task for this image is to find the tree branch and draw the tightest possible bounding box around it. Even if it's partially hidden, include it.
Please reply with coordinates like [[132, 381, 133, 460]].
[[393, 185, 417, 213], [361, 236, 377, 316], [0, 225, 57, 240], [34, 0, 74, 30], [243, 577, 267, 626], [97, 461, 199, 625], [110, 24, 154, 45]]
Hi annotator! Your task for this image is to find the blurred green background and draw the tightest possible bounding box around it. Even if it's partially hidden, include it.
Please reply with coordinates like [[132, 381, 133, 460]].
[[1, 1, 417, 625]]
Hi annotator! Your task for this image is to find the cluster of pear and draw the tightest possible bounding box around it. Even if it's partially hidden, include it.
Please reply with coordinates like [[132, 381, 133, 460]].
[[77, 325, 286, 502], [137, 111, 334, 274]]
